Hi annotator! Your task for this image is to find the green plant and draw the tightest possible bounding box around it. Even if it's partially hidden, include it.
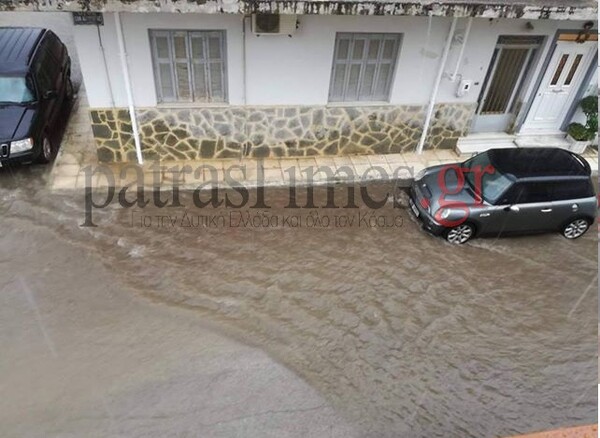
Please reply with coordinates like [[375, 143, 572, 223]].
[[567, 122, 594, 141], [580, 95, 598, 134]]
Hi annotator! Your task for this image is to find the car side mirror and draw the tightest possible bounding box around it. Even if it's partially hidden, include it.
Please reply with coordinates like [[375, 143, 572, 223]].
[[43, 89, 57, 100], [504, 205, 520, 212]]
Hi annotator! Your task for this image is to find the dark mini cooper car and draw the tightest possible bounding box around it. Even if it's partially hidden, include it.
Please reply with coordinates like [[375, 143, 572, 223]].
[[409, 148, 597, 244], [0, 27, 73, 164]]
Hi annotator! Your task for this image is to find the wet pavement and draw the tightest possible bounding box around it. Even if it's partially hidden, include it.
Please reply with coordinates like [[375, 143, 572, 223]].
[[0, 165, 597, 437]]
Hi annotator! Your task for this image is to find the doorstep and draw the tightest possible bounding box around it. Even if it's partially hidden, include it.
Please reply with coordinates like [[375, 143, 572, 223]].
[[456, 133, 517, 157], [514, 133, 572, 149], [456, 132, 599, 173]]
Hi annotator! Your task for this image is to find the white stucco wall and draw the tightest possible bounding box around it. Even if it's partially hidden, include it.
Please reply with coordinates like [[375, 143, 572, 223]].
[[74, 12, 596, 112], [74, 13, 244, 107], [73, 18, 126, 108], [244, 15, 446, 106]]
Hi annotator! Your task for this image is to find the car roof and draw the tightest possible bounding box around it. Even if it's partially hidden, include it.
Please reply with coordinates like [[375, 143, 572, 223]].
[[0, 27, 46, 75], [487, 147, 591, 179]]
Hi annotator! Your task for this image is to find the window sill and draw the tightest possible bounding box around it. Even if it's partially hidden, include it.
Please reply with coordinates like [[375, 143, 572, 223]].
[[156, 102, 230, 109], [326, 101, 393, 107]]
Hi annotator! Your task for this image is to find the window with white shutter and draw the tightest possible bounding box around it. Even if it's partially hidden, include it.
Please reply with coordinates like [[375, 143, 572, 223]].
[[329, 33, 401, 103], [150, 30, 228, 103]]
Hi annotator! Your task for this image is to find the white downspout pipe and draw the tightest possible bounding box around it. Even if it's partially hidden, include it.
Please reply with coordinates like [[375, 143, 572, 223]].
[[450, 17, 472, 82], [416, 16, 458, 155], [242, 15, 248, 105], [114, 12, 143, 165], [97, 23, 114, 106]]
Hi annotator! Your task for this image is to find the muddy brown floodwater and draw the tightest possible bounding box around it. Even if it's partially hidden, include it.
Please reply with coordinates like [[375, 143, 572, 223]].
[[0, 165, 597, 437]]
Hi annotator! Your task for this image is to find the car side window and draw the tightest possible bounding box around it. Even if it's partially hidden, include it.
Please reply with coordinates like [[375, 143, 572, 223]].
[[34, 58, 52, 93], [497, 184, 518, 205], [517, 182, 554, 203], [45, 31, 64, 61], [551, 180, 594, 200], [34, 43, 59, 92], [500, 182, 553, 204]]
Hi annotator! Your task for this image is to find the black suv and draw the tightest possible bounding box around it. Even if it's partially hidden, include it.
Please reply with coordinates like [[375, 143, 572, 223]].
[[0, 27, 73, 164]]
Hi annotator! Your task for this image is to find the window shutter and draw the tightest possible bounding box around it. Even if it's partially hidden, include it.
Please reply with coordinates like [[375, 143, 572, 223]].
[[151, 31, 176, 102], [150, 30, 228, 104], [329, 33, 401, 103]]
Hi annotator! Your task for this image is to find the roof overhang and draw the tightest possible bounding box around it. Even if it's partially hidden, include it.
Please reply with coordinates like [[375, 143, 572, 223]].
[[0, 0, 596, 20]]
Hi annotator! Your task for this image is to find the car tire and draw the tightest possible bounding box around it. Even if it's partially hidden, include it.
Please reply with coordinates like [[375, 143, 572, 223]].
[[65, 76, 74, 101], [445, 223, 475, 245], [36, 135, 55, 164], [561, 218, 591, 240]]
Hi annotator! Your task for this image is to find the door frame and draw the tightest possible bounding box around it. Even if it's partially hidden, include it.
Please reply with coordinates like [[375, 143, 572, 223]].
[[471, 36, 544, 134], [560, 49, 597, 131], [515, 28, 598, 134]]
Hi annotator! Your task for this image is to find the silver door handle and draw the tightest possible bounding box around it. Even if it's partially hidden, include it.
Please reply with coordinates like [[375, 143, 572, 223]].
[[480, 213, 490, 217], [541, 208, 552, 212]]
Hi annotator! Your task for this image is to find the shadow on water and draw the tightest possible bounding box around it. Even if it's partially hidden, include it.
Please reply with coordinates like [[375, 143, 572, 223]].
[[0, 163, 597, 437]]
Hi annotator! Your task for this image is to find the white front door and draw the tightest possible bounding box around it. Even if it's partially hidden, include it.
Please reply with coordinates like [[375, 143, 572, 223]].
[[520, 40, 596, 133]]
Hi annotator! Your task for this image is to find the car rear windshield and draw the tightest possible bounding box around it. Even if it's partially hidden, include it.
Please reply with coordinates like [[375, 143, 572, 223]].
[[0, 76, 35, 104], [463, 152, 513, 204]]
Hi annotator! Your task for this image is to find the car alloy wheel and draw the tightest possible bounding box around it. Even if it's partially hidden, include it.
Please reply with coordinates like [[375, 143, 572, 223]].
[[562, 219, 589, 239], [446, 224, 474, 244]]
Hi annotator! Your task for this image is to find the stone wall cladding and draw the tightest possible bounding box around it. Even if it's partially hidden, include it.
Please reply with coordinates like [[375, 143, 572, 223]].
[[90, 103, 475, 162]]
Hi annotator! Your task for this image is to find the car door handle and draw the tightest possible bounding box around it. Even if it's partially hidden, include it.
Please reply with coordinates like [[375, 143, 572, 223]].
[[572, 204, 579, 211], [541, 208, 552, 213], [479, 213, 490, 217]]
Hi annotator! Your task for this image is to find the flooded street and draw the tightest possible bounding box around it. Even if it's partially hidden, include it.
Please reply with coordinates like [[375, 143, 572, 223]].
[[0, 164, 597, 437]]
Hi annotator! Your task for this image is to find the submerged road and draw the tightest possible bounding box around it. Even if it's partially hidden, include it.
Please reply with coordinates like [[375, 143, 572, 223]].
[[0, 164, 596, 437]]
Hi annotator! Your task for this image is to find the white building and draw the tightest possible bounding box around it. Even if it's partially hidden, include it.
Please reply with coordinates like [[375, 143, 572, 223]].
[[3, 0, 597, 162]]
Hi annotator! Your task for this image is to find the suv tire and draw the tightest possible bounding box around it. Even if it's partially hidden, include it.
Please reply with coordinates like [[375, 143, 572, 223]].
[[37, 135, 54, 164], [65, 76, 74, 101], [445, 223, 475, 244], [561, 218, 591, 239]]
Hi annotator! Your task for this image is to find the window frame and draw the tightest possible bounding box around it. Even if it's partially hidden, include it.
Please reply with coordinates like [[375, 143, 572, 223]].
[[149, 29, 229, 104], [328, 32, 402, 104]]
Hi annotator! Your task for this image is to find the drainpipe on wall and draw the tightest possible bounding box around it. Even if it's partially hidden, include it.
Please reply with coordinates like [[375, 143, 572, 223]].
[[242, 14, 252, 159], [114, 12, 143, 165], [416, 16, 458, 155], [450, 17, 472, 82], [242, 14, 248, 106], [96, 23, 115, 107]]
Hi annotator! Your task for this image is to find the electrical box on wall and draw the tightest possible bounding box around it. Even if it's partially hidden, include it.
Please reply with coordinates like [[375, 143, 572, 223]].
[[252, 14, 297, 36], [456, 79, 472, 97]]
